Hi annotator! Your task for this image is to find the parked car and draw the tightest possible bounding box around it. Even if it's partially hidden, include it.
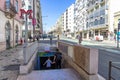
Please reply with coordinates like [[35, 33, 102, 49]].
[[67, 34, 72, 38], [95, 35, 103, 41], [42, 34, 47, 39]]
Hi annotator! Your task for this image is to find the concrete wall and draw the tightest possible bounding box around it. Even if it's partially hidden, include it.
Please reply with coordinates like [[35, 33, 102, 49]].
[[20, 42, 38, 74], [57, 41, 103, 80]]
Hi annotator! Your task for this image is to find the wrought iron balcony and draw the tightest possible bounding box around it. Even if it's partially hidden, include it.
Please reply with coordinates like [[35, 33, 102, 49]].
[[4, 1, 17, 19]]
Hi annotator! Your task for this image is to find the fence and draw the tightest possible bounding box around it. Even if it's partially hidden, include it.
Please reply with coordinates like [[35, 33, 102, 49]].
[[108, 61, 120, 80]]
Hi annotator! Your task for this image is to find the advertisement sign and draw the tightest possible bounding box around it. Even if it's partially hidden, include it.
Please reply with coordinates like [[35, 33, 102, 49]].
[[32, 18, 36, 26]]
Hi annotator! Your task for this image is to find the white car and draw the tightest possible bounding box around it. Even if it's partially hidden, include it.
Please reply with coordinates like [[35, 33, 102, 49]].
[[95, 35, 103, 41], [67, 35, 72, 38]]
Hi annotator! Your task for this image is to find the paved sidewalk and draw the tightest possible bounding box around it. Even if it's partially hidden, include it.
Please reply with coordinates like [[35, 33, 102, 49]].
[[0, 45, 23, 80], [17, 69, 82, 80]]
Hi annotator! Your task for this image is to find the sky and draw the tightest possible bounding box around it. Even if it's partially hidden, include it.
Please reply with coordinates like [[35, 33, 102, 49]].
[[40, 0, 75, 33]]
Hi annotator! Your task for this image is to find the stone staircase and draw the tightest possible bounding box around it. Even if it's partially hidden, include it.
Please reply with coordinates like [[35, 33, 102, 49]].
[[17, 68, 82, 80]]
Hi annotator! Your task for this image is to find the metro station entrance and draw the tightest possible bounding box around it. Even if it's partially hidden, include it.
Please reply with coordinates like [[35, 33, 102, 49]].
[[34, 52, 56, 70]]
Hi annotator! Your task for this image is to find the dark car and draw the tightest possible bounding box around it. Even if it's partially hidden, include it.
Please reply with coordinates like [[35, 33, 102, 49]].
[[42, 34, 47, 38]]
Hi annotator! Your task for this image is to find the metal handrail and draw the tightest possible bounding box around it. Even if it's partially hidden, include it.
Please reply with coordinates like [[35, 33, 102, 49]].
[[108, 61, 120, 80]]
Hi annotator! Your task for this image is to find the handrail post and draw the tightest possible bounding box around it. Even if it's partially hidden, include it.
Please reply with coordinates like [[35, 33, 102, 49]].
[[108, 61, 112, 80]]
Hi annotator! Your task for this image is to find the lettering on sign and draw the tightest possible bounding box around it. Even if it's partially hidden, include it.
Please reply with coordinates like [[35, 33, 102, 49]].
[[20, 9, 32, 19]]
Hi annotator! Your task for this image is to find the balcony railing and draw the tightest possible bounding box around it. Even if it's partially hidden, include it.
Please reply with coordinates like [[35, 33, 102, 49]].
[[4, 1, 17, 19]]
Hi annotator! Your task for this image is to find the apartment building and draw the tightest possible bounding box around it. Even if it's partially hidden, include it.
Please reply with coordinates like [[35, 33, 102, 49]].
[[0, 0, 22, 51], [62, 4, 75, 37], [63, 11, 67, 34], [86, 0, 120, 40], [34, 0, 43, 35], [74, 0, 87, 38]]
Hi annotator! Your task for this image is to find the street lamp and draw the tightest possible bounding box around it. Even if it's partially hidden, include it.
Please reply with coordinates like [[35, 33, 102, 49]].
[[20, 9, 32, 64]]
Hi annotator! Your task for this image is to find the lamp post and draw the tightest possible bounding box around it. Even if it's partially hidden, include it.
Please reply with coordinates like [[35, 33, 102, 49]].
[[20, 9, 32, 64], [117, 20, 120, 48]]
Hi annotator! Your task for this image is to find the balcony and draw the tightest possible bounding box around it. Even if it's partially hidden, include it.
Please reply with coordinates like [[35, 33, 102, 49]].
[[4, 1, 17, 19]]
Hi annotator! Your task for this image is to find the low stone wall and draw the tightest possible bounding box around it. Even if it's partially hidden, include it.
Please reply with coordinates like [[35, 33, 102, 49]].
[[23, 42, 38, 64], [57, 41, 100, 80], [74, 45, 98, 74], [19, 42, 38, 74]]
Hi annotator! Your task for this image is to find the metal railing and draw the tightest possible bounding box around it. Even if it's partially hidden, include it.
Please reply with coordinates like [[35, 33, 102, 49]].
[[108, 61, 120, 80]]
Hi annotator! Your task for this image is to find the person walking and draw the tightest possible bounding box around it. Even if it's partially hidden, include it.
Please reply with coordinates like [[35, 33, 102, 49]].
[[57, 35, 59, 41], [50, 35, 52, 45], [53, 48, 62, 69], [78, 35, 82, 44], [43, 57, 53, 69]]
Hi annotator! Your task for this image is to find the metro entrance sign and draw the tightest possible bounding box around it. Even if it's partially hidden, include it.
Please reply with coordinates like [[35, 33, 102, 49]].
[[20, 9, 32, 19]]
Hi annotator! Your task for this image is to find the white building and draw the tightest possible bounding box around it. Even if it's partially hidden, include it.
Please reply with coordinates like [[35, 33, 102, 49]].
[[86, 0, 120, 40], [74, 0, 87, 38], [67, 4, 75, 37]]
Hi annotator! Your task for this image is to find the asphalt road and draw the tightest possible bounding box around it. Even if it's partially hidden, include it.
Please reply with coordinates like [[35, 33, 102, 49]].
[[39, 39, 120, 80]]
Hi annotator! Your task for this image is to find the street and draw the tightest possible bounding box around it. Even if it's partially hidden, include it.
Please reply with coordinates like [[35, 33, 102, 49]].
[[39, 38, 120, 80]]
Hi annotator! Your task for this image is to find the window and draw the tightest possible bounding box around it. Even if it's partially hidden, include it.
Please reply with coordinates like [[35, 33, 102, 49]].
[[15, 0, 18, 12], [28, 5, 32, 10], [6, 0, 10, 9], [94, 19, 98, 25], [100, 17, 105, 24]]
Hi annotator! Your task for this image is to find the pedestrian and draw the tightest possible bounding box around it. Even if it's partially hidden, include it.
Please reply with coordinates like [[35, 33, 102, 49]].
[[29, 36, 32, 42], [53, 48, 62, 69], [50, 35, 52, 45], [57, 35, 59, 41], [36, 35, 39, 41], [43, 57, 53, 69], [20, 38, 23, 45], [78, 35, 82, 44]]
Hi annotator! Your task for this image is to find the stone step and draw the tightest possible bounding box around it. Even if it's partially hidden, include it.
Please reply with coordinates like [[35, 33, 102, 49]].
[[17, 68, 82, 80]]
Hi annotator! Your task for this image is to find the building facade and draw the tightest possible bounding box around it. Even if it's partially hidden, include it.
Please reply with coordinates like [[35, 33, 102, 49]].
[[86, 0, 120, 40], [63, 4, 75, 37], [74, 0, 87, 38], [0, 0, 22, 51]]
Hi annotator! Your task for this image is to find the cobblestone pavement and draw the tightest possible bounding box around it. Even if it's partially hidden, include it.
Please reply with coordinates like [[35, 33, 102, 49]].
[[0, 45, 23, 80]]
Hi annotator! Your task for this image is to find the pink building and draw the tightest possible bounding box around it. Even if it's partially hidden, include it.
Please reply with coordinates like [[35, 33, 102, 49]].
[[0, 0, 22, 51]]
